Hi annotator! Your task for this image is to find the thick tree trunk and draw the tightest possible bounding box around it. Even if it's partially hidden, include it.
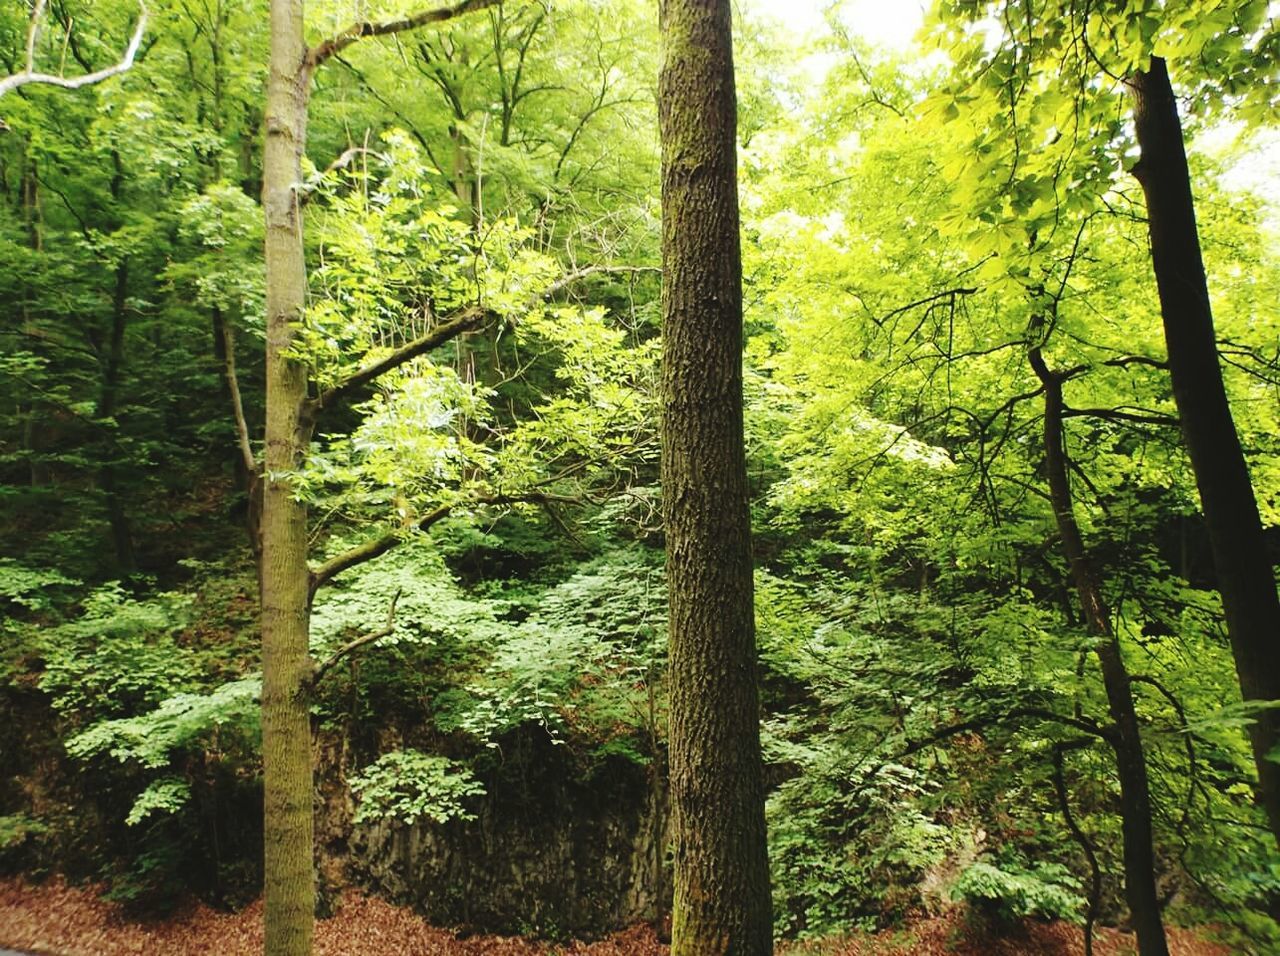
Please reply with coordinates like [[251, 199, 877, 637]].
[[1127, 57, 1280, 848], [658, 1, 773, 953], [1031, 350, 1169, 956], [262, 1, 315, 953]]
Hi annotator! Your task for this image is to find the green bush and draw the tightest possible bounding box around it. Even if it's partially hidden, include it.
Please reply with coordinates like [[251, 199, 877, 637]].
[[950, 858, 1083, 926], [39, 585, 197, 720], [350, 750, 484, 826]]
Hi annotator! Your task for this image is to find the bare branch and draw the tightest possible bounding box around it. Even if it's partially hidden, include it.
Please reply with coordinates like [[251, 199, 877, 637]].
[[540, 264, 660, 299], [1101, 354, 1168, 372], [306, 0, 502, 71], [214, 308, 258, 476], [871, 287, 979, 329], [896, 706, 1114, 763], [1062, 406, 1179, 428], [297, 143, 378, 204], [0, 1, 147, 99], [309, 588, 402, 687]]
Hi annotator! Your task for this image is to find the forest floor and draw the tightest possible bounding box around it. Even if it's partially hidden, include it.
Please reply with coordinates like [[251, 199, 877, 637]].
[[0, 877, 1235, 956]]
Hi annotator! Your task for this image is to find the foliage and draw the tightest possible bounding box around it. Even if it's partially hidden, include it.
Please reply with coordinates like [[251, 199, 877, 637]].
[[0, 814, 49, 851], [950, 858, 1084, 925], [1, 0, 1279, 942], [0, 560, 79, 612], [38, 585, 197, 720], [124, 778, 193, 827], [349, 750, 485, 827], [66, 676, 261, 771]]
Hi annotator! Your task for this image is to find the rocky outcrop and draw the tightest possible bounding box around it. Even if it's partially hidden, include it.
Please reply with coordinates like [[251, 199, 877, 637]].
[[321, 727, 669, 938]]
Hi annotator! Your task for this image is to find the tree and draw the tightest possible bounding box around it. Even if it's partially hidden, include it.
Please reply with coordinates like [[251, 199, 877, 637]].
[[927, 0, 1280, 850], [1127, 54, 1280, 850], [737, 48, 1277, 935], [657, 0, 773, 952], [259, 2, 498, 953], [1028, 309, 1169, 956]]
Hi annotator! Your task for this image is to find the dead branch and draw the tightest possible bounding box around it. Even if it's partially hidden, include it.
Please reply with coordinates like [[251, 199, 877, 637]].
[[0, 1, 147, 99]]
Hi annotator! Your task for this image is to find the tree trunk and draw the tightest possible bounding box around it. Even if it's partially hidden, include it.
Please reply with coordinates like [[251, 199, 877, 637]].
[[20, 146, 49, 487], [1031, 349, 1169, 956], [658, 1, 772, 953], [262, 1, 315, 953], [98, 260, 136, 575], [1127, 56, 1280, 849]]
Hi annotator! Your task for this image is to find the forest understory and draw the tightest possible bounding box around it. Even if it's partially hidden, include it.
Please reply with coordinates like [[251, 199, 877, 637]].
[[3, 0, 1280, 954]]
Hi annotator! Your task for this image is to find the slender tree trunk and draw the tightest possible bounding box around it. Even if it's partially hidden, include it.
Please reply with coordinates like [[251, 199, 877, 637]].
[[262, 1, 315, 953], [211, 305, 262, 564], [1127, 57, 1280, 849], [98, 260, 136, 574], [658, 1, 772, 952], [20, 146, 50, 487], [1031, 349, 1169, 956]]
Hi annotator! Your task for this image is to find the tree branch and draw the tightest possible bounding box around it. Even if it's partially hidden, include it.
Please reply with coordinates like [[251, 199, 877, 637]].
[[309, 306, 488, 413], [214, 308, 258, 476], [309, 588, 402, 688], [297, 143, 378, 205], [1062, 406, 1179, 428], [896, 705, 1113, 763], [872, 287, 979, 329], [309, 265, 657, 414], [540, 264, 660, 299], [306, 0, 502, 71], [0, 1, 147, 99], [1101, 354, 1168, 372], [308, 491, 579, 597]]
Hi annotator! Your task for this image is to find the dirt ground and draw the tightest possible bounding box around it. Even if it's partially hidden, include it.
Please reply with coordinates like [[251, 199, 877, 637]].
[[0, 877, 1237, 955]]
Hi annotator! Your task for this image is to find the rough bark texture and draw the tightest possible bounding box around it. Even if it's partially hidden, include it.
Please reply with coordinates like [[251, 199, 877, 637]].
[[1127, 57, 1280, 849], [1031, 349, 1169, 956], [658, 1, 773, 952], [262, 1, 315, 953]]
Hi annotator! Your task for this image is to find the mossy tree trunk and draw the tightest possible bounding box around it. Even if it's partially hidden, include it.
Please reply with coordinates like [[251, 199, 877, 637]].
[[657, 1, 773, 953], [1127, 57, 1280, 850]]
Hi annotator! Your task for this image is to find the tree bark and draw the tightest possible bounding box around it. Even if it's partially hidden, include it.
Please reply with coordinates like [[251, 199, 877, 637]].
[[658, 1, 773, 953], [1127, 56, 1280, 849], [1031, 348, 1169, 956], [262, 1, 315, 953]]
